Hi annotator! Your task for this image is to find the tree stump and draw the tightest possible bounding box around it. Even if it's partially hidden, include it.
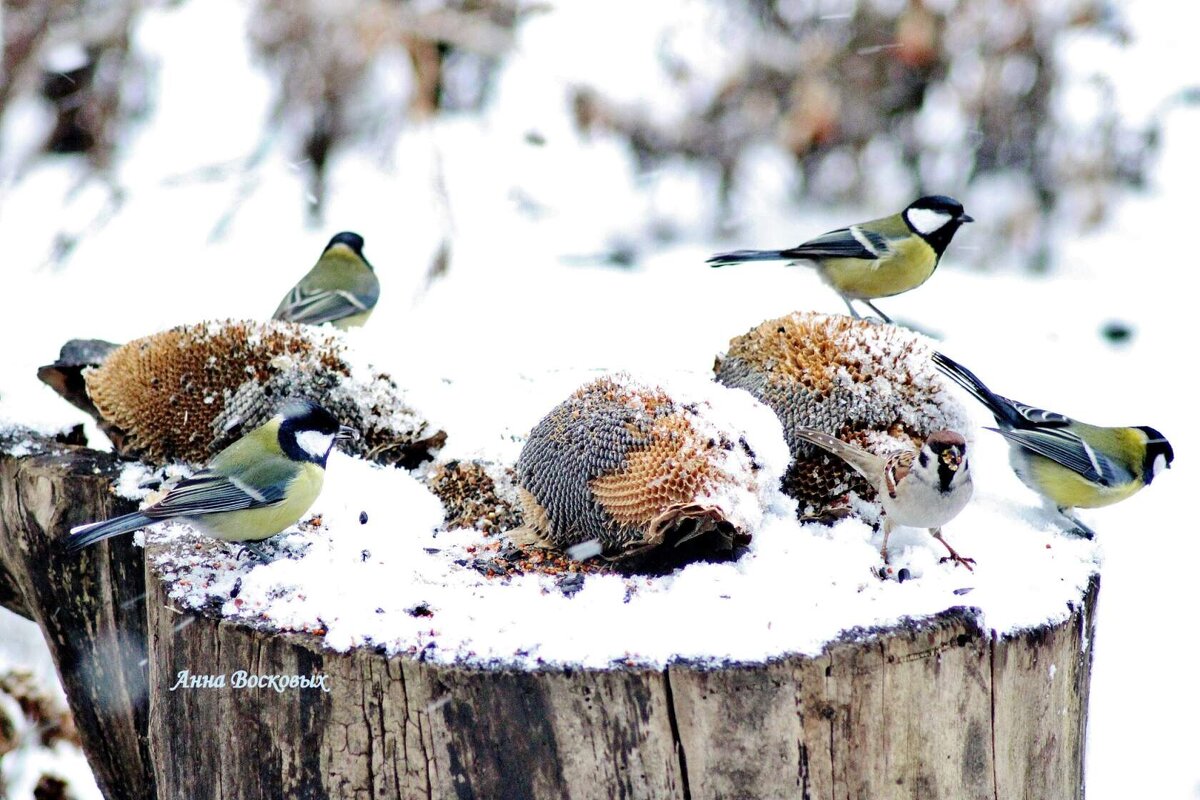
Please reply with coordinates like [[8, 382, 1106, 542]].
[[0, 429, 155, 800], [1, 432, 1097, 800]]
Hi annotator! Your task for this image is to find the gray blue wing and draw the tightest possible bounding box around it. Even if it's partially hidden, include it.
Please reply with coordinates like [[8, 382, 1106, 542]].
[[783, 226, 890, 261], [987, 427, 1131, 487], [146, 470, 285, 518], [274, 286, 374, 326]]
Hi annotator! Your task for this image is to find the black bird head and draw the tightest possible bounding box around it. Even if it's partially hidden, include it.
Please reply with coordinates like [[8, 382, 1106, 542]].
[[277, 399, 356, 466], [903, 195, 973, 256], [324, 231, 372, 270], [1137, 426, 1174, 485]]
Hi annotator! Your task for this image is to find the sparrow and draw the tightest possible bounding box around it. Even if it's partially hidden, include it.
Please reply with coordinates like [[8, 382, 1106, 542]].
[[794, 428, 975, 570]]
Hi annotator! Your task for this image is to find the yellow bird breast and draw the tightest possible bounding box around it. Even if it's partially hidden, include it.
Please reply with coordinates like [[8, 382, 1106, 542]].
[[331, 309, 373, 330], [819, 238, 936, 299], [191, 464, 326, 542], [1022, 454, 1143, 509]]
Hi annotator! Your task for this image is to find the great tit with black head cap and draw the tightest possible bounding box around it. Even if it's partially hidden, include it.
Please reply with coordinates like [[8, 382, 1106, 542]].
[[708, 195, 972, 322], [274, 232, 380, 329], [932, 351, 1174, 539], [65, 399, 356, 555]]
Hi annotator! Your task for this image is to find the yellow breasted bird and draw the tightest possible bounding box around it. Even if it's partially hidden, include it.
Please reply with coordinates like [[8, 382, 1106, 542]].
[[933, 351, 1174, 538], [708, 195, 972, 322], [65, 400, 355, 554], [273, 232, 380, 329]]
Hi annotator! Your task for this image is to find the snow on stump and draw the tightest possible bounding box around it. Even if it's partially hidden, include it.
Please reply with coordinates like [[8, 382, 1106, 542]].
[[1, 421, 1098, 800]]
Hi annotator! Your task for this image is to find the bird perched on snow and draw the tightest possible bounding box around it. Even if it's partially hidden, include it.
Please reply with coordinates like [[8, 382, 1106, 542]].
[[273, 232, 380, 329], [65, 400, 355, 556], [707, 195, 972, 322], [932, 351, 1173, 539], [794, 428, 975, 571]]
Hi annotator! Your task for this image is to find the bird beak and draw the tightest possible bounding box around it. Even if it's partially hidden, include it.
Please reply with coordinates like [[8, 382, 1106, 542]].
[[336, 425, 359, 441], [958, 213, 974, 223], [942, 450, 962, 471]]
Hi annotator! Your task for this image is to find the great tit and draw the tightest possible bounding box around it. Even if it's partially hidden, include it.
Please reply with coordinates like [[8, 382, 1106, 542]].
[[65, 399, 355, 554], [794, 428, 975, 571], [273, 232, 380, 329], [708, 195, 972, 322], [932, 351, 1174, 538]]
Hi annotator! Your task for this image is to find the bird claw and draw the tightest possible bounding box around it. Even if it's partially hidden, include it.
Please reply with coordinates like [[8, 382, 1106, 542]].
[[938, 553, 976, 572], [238, 542, 272, 561], [1065, 523, 1095, 540], [1057, 508, 1096, 539]]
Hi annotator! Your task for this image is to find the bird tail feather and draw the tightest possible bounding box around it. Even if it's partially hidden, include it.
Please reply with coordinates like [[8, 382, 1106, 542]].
[[64, 512, 154, 553], [793, 428, 876, 479], [931, 352, 1022, 427], [707, 249, 792, 268]]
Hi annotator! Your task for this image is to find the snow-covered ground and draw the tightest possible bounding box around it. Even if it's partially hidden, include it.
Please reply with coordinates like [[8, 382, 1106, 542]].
[[0, 1, 1195, 798]]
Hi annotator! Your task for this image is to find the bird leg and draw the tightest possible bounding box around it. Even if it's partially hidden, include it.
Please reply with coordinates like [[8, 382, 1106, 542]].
[[930, 527, 975, 571], [860, 299, 894, 324], [840, 295, 863, 320], [880, 517, 895, 565], [1057, 507, 1096, 540]]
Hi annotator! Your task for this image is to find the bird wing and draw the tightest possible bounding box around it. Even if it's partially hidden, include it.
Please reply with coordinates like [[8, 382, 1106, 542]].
[[883, 450, 914, 498], [1007, 400, 1071, 428], [274, 286, 373, 326], [987, 427, 1131, 488], [793, 428, 885, 485], [783, 225, 892, 262], [145, 470, 285, 518]]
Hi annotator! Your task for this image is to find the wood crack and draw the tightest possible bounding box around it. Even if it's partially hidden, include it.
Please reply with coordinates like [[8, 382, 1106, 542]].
[[662, 667, 692, 800], [989, 634, 999, 800], [363, 666, 377, 798]]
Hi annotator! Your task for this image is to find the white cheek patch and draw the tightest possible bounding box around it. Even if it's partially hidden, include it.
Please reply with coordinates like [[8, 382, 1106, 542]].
[[296, 430, 335, 460], [1152, 454, 1168, 479], [906, 207, 954, 235]]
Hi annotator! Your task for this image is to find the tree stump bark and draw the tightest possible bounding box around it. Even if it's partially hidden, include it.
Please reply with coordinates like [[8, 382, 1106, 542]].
[[1, 433, 1097, 800], [0, 429, 156, 800]]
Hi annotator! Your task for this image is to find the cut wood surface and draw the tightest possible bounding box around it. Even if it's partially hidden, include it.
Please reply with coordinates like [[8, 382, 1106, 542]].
[[1, 432, 1097, 800]]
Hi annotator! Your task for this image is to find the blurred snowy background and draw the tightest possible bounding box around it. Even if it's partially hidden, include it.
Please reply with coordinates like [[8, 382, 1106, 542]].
[[0, 0, 1195, 798]]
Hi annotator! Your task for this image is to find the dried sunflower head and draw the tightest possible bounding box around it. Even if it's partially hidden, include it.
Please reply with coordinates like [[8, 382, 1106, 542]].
[[714, 312, 968, 517], [65, 319, 443, 467], [515, 374, 787, 566]]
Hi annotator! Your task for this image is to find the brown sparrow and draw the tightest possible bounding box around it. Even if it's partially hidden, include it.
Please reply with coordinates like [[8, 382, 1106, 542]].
[[794, 428, 975, 571]]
